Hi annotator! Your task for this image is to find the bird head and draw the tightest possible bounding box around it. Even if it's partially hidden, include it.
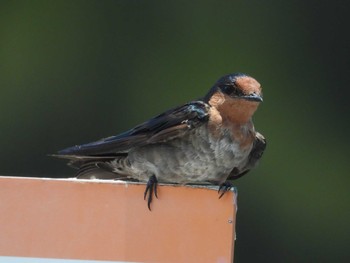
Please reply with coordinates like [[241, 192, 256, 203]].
[[205, 73, 263, 124]]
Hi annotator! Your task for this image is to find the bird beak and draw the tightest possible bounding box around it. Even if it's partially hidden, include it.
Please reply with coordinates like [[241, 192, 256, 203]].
[[242, 93, 263, 102]]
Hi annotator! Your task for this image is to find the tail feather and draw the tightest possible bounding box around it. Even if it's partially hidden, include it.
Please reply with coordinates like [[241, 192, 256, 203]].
[[51, 154, 127, 179]]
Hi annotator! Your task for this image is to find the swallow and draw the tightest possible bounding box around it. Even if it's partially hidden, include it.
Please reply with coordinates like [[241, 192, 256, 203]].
[[54, 73, 266, 210]]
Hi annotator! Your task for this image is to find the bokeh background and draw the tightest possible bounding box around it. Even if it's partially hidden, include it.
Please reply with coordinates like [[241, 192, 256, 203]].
[[1, 0, 349, 262]]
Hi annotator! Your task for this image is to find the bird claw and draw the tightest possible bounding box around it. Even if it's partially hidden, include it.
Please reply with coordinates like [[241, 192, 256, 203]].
[[144, 175, 158, 210], [218, 181, 234, 199]]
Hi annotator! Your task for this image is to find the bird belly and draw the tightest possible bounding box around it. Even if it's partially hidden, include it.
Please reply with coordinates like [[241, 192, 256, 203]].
[[123, 126, 252, 185]]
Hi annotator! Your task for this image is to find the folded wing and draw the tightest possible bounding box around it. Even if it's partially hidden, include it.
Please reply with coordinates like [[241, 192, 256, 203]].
[[54, 101, 210, 164], [227, 132, 266, 180]]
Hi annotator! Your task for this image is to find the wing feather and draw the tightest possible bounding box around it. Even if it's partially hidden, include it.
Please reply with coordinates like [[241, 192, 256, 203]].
[[57, 101, 210, 156], [227, 132, 266, 180]]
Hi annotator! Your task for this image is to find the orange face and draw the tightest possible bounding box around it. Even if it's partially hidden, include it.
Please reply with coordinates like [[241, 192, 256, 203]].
[[235, 76, 262, 97], [208, 75, 262, 125]]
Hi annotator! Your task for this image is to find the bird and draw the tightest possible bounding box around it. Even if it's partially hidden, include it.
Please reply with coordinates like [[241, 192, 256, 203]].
[[54, 73, 266, 210]]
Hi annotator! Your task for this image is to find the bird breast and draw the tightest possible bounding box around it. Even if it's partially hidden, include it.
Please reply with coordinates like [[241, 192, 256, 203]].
[[125, 124, 254, 185]]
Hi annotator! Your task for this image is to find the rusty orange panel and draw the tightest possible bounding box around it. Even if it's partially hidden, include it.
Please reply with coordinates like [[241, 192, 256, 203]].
[[0, 176, 236, 263]]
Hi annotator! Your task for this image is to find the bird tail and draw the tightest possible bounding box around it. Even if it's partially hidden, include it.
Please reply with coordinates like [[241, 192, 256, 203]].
[[51, 154, 128, 180]]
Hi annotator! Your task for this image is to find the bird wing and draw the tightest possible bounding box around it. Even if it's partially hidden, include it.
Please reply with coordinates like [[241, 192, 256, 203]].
[[57, 100, 210, 157], [227, 131, 266, 180]]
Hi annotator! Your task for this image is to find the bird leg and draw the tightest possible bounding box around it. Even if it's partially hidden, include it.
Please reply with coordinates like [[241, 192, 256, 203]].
[[218, 181, 234, 199], [144, 175, 158, 210]]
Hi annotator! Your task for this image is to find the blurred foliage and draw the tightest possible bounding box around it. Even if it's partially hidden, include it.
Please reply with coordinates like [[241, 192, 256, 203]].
[[1, 0, 349, 262]]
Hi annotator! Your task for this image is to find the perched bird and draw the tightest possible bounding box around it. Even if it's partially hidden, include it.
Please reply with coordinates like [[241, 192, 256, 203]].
[[55, 73, 266, 210]]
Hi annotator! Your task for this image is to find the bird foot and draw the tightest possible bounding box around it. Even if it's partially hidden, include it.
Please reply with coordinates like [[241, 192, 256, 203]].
[[144, 175, 158, 211], [218, 181, 234, 199]]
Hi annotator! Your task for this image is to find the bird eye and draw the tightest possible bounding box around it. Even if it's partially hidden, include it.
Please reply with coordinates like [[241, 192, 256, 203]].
[[221, 85, 243, 96], [221, 85, 234, 95]]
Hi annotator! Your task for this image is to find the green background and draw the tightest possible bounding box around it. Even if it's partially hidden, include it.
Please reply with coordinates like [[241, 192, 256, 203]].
[[1, 1, 349, 262]]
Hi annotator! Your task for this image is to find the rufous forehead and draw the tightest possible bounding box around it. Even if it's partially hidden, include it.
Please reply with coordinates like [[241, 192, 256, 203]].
[[235, 76, 261, 94]]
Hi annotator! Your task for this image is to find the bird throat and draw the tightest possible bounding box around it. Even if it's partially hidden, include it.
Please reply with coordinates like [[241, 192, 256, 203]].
[[209, 92, 259, 125]]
